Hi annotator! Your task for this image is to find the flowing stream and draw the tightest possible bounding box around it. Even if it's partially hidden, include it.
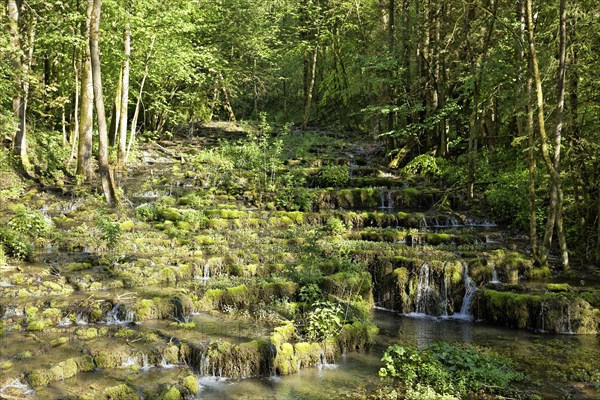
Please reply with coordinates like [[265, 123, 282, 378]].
[[194, 309, 600, 400]]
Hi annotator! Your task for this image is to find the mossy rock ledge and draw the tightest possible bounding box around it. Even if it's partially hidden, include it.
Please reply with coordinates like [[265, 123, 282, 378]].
[[474, 289, 600, 334]]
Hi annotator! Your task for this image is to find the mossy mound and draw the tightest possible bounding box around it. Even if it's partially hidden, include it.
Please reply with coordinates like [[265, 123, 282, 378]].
[[474, 289, 600, 334]]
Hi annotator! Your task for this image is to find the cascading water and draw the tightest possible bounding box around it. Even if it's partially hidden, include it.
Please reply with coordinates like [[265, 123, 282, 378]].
[[414, 263, 433, 315], [105, 304, 135, 325], [379, 190, 394, 211], [452, 264, 477, 321], [490, 265, 501, 284], [440, 264, 449, 316], [0, 379, 34, 398]]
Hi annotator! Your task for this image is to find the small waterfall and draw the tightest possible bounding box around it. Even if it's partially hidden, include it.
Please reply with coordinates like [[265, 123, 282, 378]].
[[440, 265, 449, 316], [160, 356, 177, 369], [141, 353, 152, 371], [202, 264, 211, 282], [318, 352, 338, 371], [0, 379, 34, 398], [379, 190, 394, 210], [561, 304, 574, 334], [414, 263, 433, 315], [452, 264, 477, 321], [122, 355, 139, 368], [105, 304, 134, 325], [490, 265, 501, 284]]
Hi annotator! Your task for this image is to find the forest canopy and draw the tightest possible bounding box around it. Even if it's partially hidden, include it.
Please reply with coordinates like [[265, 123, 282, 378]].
[[1, 0, 600, 268]]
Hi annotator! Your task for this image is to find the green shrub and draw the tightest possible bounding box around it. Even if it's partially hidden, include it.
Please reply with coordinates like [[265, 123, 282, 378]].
[[305, 300, 343, 341], [97, 213, 122, 250], [8, 206, 51, 236], [0, 228, 32, 260], [136, 203, 160, 222], [379, 342, 525, 397], [316, 165, 349, 188]]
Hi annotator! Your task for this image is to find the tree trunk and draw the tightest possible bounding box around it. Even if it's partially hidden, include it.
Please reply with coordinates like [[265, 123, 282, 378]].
[[109, 72, 122, 147], [303, 45, 318, 129], [77, 0, 95, 181], [68, 49, 80, 168], [387, 0, 395, 133], [554, 0, 569, 271], [127, 35, 155, 162], [118, 23, 131, 167], [7, 0, 35, 173], [90, 0, 117, 207], [526, 0, 561, 268]]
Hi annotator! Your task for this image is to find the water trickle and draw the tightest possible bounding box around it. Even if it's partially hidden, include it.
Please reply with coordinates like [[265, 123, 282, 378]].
[[318, 352, 338, 371], [440, 264, 449, 316], [0, 379, 35, 398], [160, 356, 177, 369], [379, 190, 394, 211], [452, 264, 477, 321], [105, 304, 135, 325], [489, 265, 501, 284], [141, 353, 152, 371], [414, 263, 433, 315], [122, 355, 139, 368]]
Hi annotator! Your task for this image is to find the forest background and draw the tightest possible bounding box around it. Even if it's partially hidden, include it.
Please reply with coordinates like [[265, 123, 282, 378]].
[[1, 0, 599, 269]]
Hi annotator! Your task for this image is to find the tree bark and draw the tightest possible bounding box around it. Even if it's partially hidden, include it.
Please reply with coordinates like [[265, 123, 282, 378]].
[[127, 35, 155, 162], [554, 0, 569, 270], [7, 0, 35, 173], [303, 45, 318, 129], [526, 0, 566, 269], [77, 0, 95, 181], [90, 0, 117, 207], [118, 23, 131, 167]]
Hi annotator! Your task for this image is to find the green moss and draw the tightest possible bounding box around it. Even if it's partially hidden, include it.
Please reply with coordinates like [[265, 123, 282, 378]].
[[274, 342, 298, 375], [271, 322, 296, 347], [0, 360, 13, 370], [115, 328, 136, 338], [28, 370, 50, 387], [99, 384, 138, 400], [64, 262, 92, 272], [27, 320, 46, 331], [529, 266, 551, 279], [76, 327, 98, 340], [425, 233, 453, 245], [546, 283, 571, 292], [182, 375, 200, 395], [294, 342, 322, 368], [120, 220, 135, 232], [50, 337, 68, 347], [163, 387, 181, 400]]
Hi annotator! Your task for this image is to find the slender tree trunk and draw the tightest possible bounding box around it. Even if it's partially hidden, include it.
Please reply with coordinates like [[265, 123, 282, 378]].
[[68, 52, 80, 167], [527, 72, 538, 262], [118, 23, 131, 167], [387, 0, 395, 133], [127, 35, 155, 162], [303, 45, 318, 129], [7, 0, 35, 173], [553, 0, 569, 270], [77, 0, 95, 180], [526, 0, 560, 268], [109, 71, 122, 147], [90, 0, 117, 207]]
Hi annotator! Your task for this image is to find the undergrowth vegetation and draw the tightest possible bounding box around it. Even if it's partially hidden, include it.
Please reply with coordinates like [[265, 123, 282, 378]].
[[379, 342, 526, 398]]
